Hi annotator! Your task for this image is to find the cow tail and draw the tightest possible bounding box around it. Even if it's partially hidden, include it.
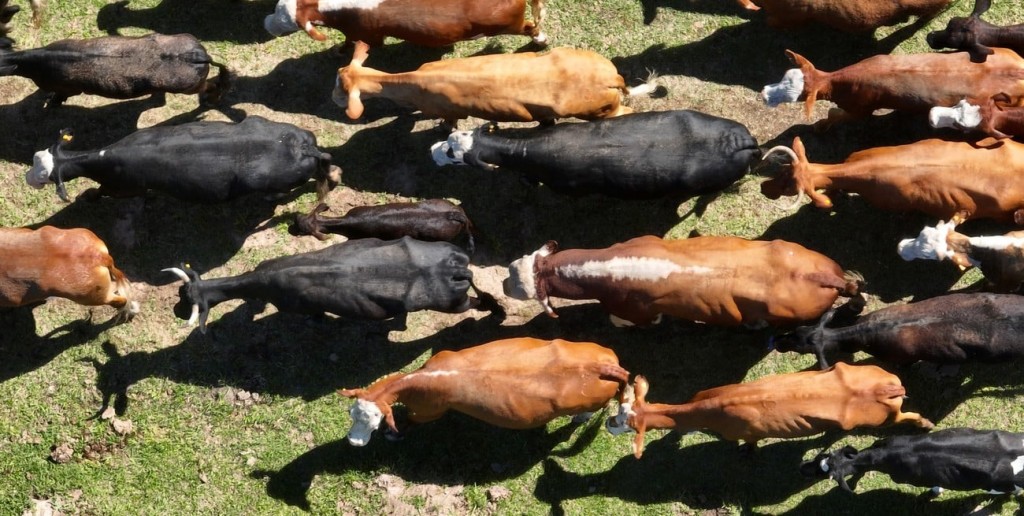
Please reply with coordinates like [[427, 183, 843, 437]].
[[840, 270, 865, 297]]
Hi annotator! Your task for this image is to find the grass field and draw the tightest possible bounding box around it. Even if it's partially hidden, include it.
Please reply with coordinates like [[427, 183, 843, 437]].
[[3, 0, 1024, 514]]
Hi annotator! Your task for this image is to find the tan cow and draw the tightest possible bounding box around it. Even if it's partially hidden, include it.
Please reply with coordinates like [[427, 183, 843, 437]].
[[338, 337, 629, 445], [0, 226, 138, 320], [333, 42, 656, 125], [607, 363, 933, 458]]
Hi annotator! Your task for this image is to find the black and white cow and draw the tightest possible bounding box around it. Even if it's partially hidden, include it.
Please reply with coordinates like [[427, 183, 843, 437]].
[[0, 16, 229, 108], [291, 199, 475, 252], [771, 293, 1024, 368], [804, 429, 1024, 495], [163, 236, 481, 332], [430, 110, 761, 199], [26, 117, 340, 203]]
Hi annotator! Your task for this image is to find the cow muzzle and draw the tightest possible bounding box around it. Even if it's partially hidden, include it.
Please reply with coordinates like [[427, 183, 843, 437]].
[[264, 0, 300, 36], [26, 149, 55, 189]]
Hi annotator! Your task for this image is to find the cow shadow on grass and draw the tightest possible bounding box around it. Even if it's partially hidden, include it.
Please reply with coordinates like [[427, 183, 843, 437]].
[[637, 0, 751, 25], [96, 0, 277, 44], [535, 433, 835, 513], [778, 487, 1005, 516], [0, 308, 121, 383], [760, 110, 940, 162], [611, 19, 931, 92]]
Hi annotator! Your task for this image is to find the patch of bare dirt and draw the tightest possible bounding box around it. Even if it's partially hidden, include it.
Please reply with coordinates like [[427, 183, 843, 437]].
[[372, 474, 468, 516], [49, 443, 73, 464]]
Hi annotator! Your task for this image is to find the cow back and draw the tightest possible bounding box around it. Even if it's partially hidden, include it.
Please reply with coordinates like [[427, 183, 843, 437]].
[[0, 226, 113, 307]]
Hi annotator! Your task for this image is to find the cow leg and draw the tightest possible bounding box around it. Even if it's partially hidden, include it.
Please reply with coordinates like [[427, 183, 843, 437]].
[[528, 0, 548, 45], [893, 411, 934, 429], [814, 108, 860, 131]]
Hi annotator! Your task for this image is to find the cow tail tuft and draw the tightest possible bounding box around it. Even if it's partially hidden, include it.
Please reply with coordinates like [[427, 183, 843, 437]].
[[841, 270, 865, 297]]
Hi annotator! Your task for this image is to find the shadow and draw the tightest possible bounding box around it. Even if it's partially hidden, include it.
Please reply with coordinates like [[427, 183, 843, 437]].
[[639, 0, 750, 25], [611, 20, 928, 92], [760, 110, 941, 163], [0, 308, 118, 383], [535, 434, 834, 513], [780, 486, 1003, 516], [96, 0, 278, 44], [889, 359, 1024, 425]]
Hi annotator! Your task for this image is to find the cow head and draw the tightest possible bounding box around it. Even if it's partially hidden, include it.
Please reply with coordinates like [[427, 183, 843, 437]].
[[504, 241, 557, 316], [603, 375, 651, 459], [430, 131, 475, 166], [898, 219, 976, 268], [929, 99, 983, 131], [925, 0, 994, 63], [760, 68, 804, 108], [26, 128, 75, 202], [333, 42, 373, 119], [264, 0, 301, 37], [338, 389, 397, 447], [761, 137, 833, 210], [800, 445, 860, 492]]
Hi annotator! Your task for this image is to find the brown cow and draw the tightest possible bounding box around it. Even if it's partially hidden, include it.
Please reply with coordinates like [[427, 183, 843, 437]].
[[930, 94, 1024, 140], [264, 0, 546, 48], [761, 48, 1024, 126], [0, 226, 138, 320], [333, 42, 656, 125], [338, 337, 629, 445], [735, 0, 948, 32], [899, 218, 1024, 292], [761, 136, 1024, 223], [606, 363, 934, 458], [503, 235, 862, 328]]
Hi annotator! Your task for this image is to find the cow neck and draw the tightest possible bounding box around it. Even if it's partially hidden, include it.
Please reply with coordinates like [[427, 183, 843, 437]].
[[995, 25, 1024, 49], [52, 147, 108, 185], [361, 372, 411, 408], [633, 399, 717, 432], [190, 270, 276, 309], [535, 248, 620, 301], [468, 131, 525, 168]]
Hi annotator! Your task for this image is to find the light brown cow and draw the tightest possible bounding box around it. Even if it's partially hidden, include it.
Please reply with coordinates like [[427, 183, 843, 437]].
[[761, 48, 1024, 126], [503, 235, 862, 328], [0, 226, 138, 320], [265, 0, 546, 48], [333, 42, 655, 125], [761, 136, 1024, 224], [606, 363, 933, 458], [338, 337, 629, 445], [899, 218, 1024, 292], [735, 0, 948, 32]]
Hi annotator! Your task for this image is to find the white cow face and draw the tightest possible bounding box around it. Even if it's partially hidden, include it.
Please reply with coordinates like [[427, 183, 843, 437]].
[[898, 221, 957, 262], [929, 99, 982, 130], [25, 149, 54, 189], [264, 0, 300, 36], [503, 242, 555, 300], [430, 131, 475, 166], [346, 399, 384, 447], [761, 69, 805, 107]]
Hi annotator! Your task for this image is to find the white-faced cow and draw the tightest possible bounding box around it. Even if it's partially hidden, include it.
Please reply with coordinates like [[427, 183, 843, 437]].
[[339, 337, 628, 445], [163, 237, 482, 332], [26, 117, 340, 203], [264, 0, 547, 49], [805, 429, 1024, 495], [431, 111, 760, 199], [1, 226, 138, 321], [772, 293, 1024, 368], [899, 218, 1024, 292], [504, 235, 862, 328]]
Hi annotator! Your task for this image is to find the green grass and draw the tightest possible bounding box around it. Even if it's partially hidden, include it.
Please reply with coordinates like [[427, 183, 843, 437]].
[[2, 0, 1024, 514]]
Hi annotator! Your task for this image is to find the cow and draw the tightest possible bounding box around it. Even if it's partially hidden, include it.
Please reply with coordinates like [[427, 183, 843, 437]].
[[0, 3, 229, 109], [605, 363, 933, 459], [264, 0, 546, 49], [163, 236, 482, 333], [25, 117, 340, 203], [804, 429, 1024, 495], [772, 293, 1024, 368], [0, 226, 138, 321], [733, 0, 948, 32], [430, 111, 760, 200], [502, 235, 863, 328], [927, 0, 1024, 63], [761, 48, 1024, 126], [898, 218, 1024, 292], [338, 337, 629, 446], [760, 136, 1024, 224], [333, 42, 657, 125], [291, 199, 475, 252], [930, 94, 1024, 140]]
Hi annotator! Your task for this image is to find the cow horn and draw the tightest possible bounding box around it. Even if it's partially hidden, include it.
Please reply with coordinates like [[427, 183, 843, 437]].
[[163, 267, 201, 326], [162, 267, 191, 283]]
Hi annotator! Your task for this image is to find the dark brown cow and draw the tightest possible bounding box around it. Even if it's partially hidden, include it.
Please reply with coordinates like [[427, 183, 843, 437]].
[[736, 0, 948, 32]]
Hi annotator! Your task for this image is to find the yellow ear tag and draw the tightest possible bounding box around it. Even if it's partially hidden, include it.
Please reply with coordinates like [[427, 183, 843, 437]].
[[61, 134, 73, 142]]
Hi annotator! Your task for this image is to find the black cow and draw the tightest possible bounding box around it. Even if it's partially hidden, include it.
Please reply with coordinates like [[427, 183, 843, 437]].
[[0, 21, 230, 108], [164, 237, 482, 333], [926, 0, 1024, 63], [26, 117, 340, 203], [804, 429, 1024, 495], [291, 199, 475, 252], [772, 293, 1024, 368], [430, 110, 761, 200]]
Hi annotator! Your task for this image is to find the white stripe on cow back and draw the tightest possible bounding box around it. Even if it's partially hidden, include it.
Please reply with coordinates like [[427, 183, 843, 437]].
[[400, 370, 459, 382], [968, 236, 1024, 252], [319, 0, 386, 10], [557, 257, 692, 282]]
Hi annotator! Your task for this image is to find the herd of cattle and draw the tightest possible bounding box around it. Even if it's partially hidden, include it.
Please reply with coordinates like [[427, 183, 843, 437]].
[[6, 0, 1024, 506]]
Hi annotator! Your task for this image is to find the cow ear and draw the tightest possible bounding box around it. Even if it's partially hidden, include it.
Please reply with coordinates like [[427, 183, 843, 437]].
[[971, 0, 991, 17], [351, 41, 370, 67], [632, 422, 647, 459], [542, 240, 559, 254], [337, 388, 365, 398], [346, 89, 365, 120], [633, 375, 650, 405], [382, 405, 398, 433], [969, 44, 995, 63], [840, 445, 858, 459]]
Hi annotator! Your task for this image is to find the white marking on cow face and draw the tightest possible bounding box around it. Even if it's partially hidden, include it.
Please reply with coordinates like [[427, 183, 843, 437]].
[[931, 486, 944, 496], [264, 0, 300, 36], [761, 69, 804, 107], [968, 235, 1024, 253], [504, 244, 551, 300], [319, 0, 385, 10], [346, 398, 384, 447], [1012, 450, 1024, 475], [929, 100, 982, 130], [556, 257, 685, 282], [99, 150, 106, 157], [605, 401, 634, 435], [431, 131, 474, 167], [819, 458, 830, 473], [25, 149, 54, 189], [898, 221, 957, 262]]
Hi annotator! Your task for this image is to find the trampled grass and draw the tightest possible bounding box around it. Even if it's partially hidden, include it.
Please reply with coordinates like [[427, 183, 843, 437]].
[[2, 0, 1023, 514]]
